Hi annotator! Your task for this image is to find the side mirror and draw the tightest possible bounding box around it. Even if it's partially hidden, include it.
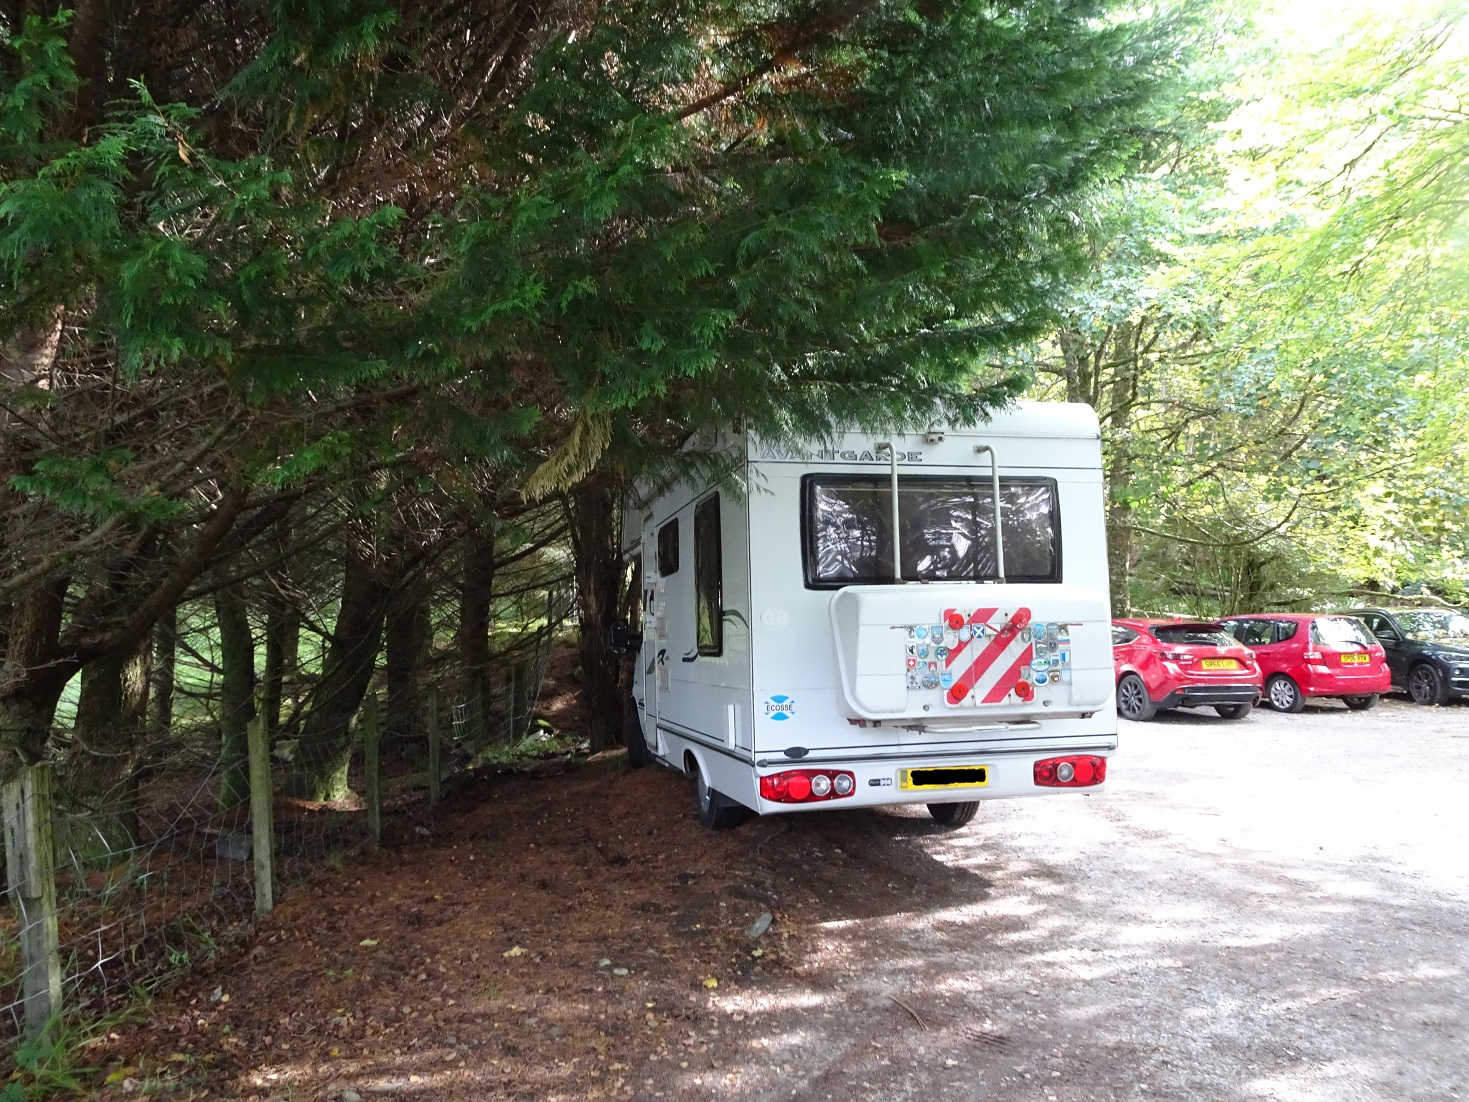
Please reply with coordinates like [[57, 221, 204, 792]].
[[607, 621, 641, 655], [1376, 629, 1399, 644]]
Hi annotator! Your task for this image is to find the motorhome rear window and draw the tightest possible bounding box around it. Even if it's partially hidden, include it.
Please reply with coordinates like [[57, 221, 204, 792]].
[[801, 475, 1059, 587]]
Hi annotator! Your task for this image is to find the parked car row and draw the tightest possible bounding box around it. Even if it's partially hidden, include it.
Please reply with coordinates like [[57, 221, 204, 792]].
[[1112, 606, 1469, 722]]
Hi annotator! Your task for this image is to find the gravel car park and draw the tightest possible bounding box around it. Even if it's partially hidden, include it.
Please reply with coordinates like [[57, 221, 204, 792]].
[[107, 695, 1469, 1101]]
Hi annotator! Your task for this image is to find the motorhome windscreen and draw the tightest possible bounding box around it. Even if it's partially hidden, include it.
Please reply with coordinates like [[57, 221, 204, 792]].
[[802, 476, 1059, 586]]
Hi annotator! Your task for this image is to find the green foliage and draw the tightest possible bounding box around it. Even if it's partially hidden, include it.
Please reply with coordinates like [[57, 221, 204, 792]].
[[9, 452, 186, 524], [1022, 0, 1469, 613], [3, 1, 1181, 522], [2, 1012, 99, 1099]]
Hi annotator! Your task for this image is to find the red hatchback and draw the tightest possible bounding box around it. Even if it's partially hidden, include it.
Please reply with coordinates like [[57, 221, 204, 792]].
[[1217, 613, 1389, 712], [1112, 619, 1263, 721]]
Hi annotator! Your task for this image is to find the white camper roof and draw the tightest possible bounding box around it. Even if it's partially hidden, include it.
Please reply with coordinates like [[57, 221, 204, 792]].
[[742, 400, 1101, 450]]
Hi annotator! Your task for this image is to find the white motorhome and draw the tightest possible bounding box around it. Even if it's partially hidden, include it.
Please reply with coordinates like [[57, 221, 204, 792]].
[[621, 401, 1116, 828]]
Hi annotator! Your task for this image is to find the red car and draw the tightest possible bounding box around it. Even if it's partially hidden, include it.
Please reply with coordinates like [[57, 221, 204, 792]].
[[1217, 613, 1390, 712], [1112, 619, 1263, 721]]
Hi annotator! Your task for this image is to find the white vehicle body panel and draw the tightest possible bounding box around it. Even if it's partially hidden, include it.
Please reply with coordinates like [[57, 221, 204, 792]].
[[623, 402, 1117, 816]]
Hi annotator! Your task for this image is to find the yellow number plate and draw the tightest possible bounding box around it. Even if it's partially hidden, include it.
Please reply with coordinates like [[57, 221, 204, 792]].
[[900, 766, 989, 790], [1341, 653, 1370, 664], [1200, 658, 1237, 670]]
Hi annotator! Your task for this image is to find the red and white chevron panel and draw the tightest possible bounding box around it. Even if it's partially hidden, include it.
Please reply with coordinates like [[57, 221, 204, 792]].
[[943, 606, 1034, 707]]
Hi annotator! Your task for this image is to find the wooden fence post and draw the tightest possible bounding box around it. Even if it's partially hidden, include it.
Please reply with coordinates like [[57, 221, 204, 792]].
[[363, 694, 381, 849], [427, 687, 442, 807], [247, 715, 274, 918], [3, 764, 62, 1039]]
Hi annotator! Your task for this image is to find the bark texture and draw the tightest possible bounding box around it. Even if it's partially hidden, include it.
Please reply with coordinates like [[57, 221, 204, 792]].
[[287, 545, 390, 799], [215, 586, 255, 809], [458, 527, 495, 747], [566, 479, 627, 753]]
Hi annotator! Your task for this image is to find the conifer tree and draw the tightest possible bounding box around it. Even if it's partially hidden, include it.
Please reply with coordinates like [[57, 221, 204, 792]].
[[1, 1, 1186, 777]]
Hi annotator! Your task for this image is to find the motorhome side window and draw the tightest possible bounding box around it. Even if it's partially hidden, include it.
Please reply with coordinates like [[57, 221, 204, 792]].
[[802, 475, 1059, 586], [657, 518, 679, 575], [694, 495, 722, 655]]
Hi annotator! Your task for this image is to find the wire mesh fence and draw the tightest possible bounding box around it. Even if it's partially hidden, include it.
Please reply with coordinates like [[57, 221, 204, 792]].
[[0, 583, 576, 1048]]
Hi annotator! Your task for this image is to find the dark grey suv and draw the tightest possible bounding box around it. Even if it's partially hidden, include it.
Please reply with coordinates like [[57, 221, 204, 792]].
[[1344, 608, 1469, 705]]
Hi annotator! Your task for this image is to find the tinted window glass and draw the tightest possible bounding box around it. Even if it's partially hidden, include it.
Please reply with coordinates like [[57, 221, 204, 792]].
[[1153, 625, 1237, 647], [1312, 617, 1374, 648], [1396, 610, 1469, 639], [694, 496, 722, 655], [804, 476, 1059, 586], [1112, 625, 1138, 646], [1275, 620, 1299, 642], [1231, 620, 1275, 647], [657, 518, 679, 575]]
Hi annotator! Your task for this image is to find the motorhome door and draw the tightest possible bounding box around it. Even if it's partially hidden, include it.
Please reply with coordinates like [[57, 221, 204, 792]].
[[639, 533, 664, 755]]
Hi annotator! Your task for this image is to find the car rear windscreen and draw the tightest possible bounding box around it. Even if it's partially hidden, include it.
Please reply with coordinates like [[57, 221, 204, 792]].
[[1312, 617, 1374, 648], [1153, 625, 1237, 647], [803, 475, 1059, 586]]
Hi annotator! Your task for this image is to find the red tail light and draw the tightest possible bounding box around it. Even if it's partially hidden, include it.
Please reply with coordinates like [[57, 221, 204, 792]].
[[760, 769, 856, 803], [1034, 755, 1107, 788], [1162, 650, 1196, 664]]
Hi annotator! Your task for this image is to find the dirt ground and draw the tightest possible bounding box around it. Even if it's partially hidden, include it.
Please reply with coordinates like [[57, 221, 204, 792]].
[[96, 695, 1469, 1101]]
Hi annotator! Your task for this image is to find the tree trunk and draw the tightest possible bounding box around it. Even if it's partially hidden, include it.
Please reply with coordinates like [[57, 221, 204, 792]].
[[60, 629, 149, 851], [287, 546, 389, 799], [385, 568, 429, 755], [566, 479, 626, 753], [262, 587, 299, 739], [150, 607, 177, 736], [458, 527, 495, 747], [1104, 323, 1140, 616], [0, 579, 72, 786], [215, 586, 255, 809]]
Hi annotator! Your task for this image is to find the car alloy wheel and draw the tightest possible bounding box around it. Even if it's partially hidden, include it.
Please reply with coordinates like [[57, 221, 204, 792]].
[[1116, 674, 1154, 721], [1267, 675, 1304, 713], [1407, 664, 1446, 706]]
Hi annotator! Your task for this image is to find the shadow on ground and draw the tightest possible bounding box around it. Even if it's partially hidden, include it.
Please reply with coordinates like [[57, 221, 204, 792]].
[[100, 726, 1469, 1101]]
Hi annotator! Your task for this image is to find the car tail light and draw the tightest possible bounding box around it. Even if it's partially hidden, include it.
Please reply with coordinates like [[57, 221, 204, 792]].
[[760, 769, 856, 803], [1162, 650, 1196, 664], [1303, 650, 1323, 661], [1034, 755, 1107, 788]]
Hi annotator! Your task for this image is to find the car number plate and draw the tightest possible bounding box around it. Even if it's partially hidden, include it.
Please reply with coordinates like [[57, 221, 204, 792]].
[[900, 766, 989, 790], [1200, 658, 1237, 670], [1341, 653, 1370, 664]]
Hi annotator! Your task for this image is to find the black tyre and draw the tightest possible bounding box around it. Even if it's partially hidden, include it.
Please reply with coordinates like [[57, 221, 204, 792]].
[[1116, 673, 1156, 721], [1266, 674, 1305, 713], [1342, 694, 1378, 711], [693, 761, 747, 829], [927, 801, 980, 828], [623, 695, 650, 768], [1214, 701, 1253, 720], [1407, 663, 1448, 706]]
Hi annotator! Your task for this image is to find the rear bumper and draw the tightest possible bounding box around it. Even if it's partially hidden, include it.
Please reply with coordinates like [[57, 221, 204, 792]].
[[752, 742, 1114, 814], [1301, 667, 1391, 696], [1158, 683, 1260, 708]]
